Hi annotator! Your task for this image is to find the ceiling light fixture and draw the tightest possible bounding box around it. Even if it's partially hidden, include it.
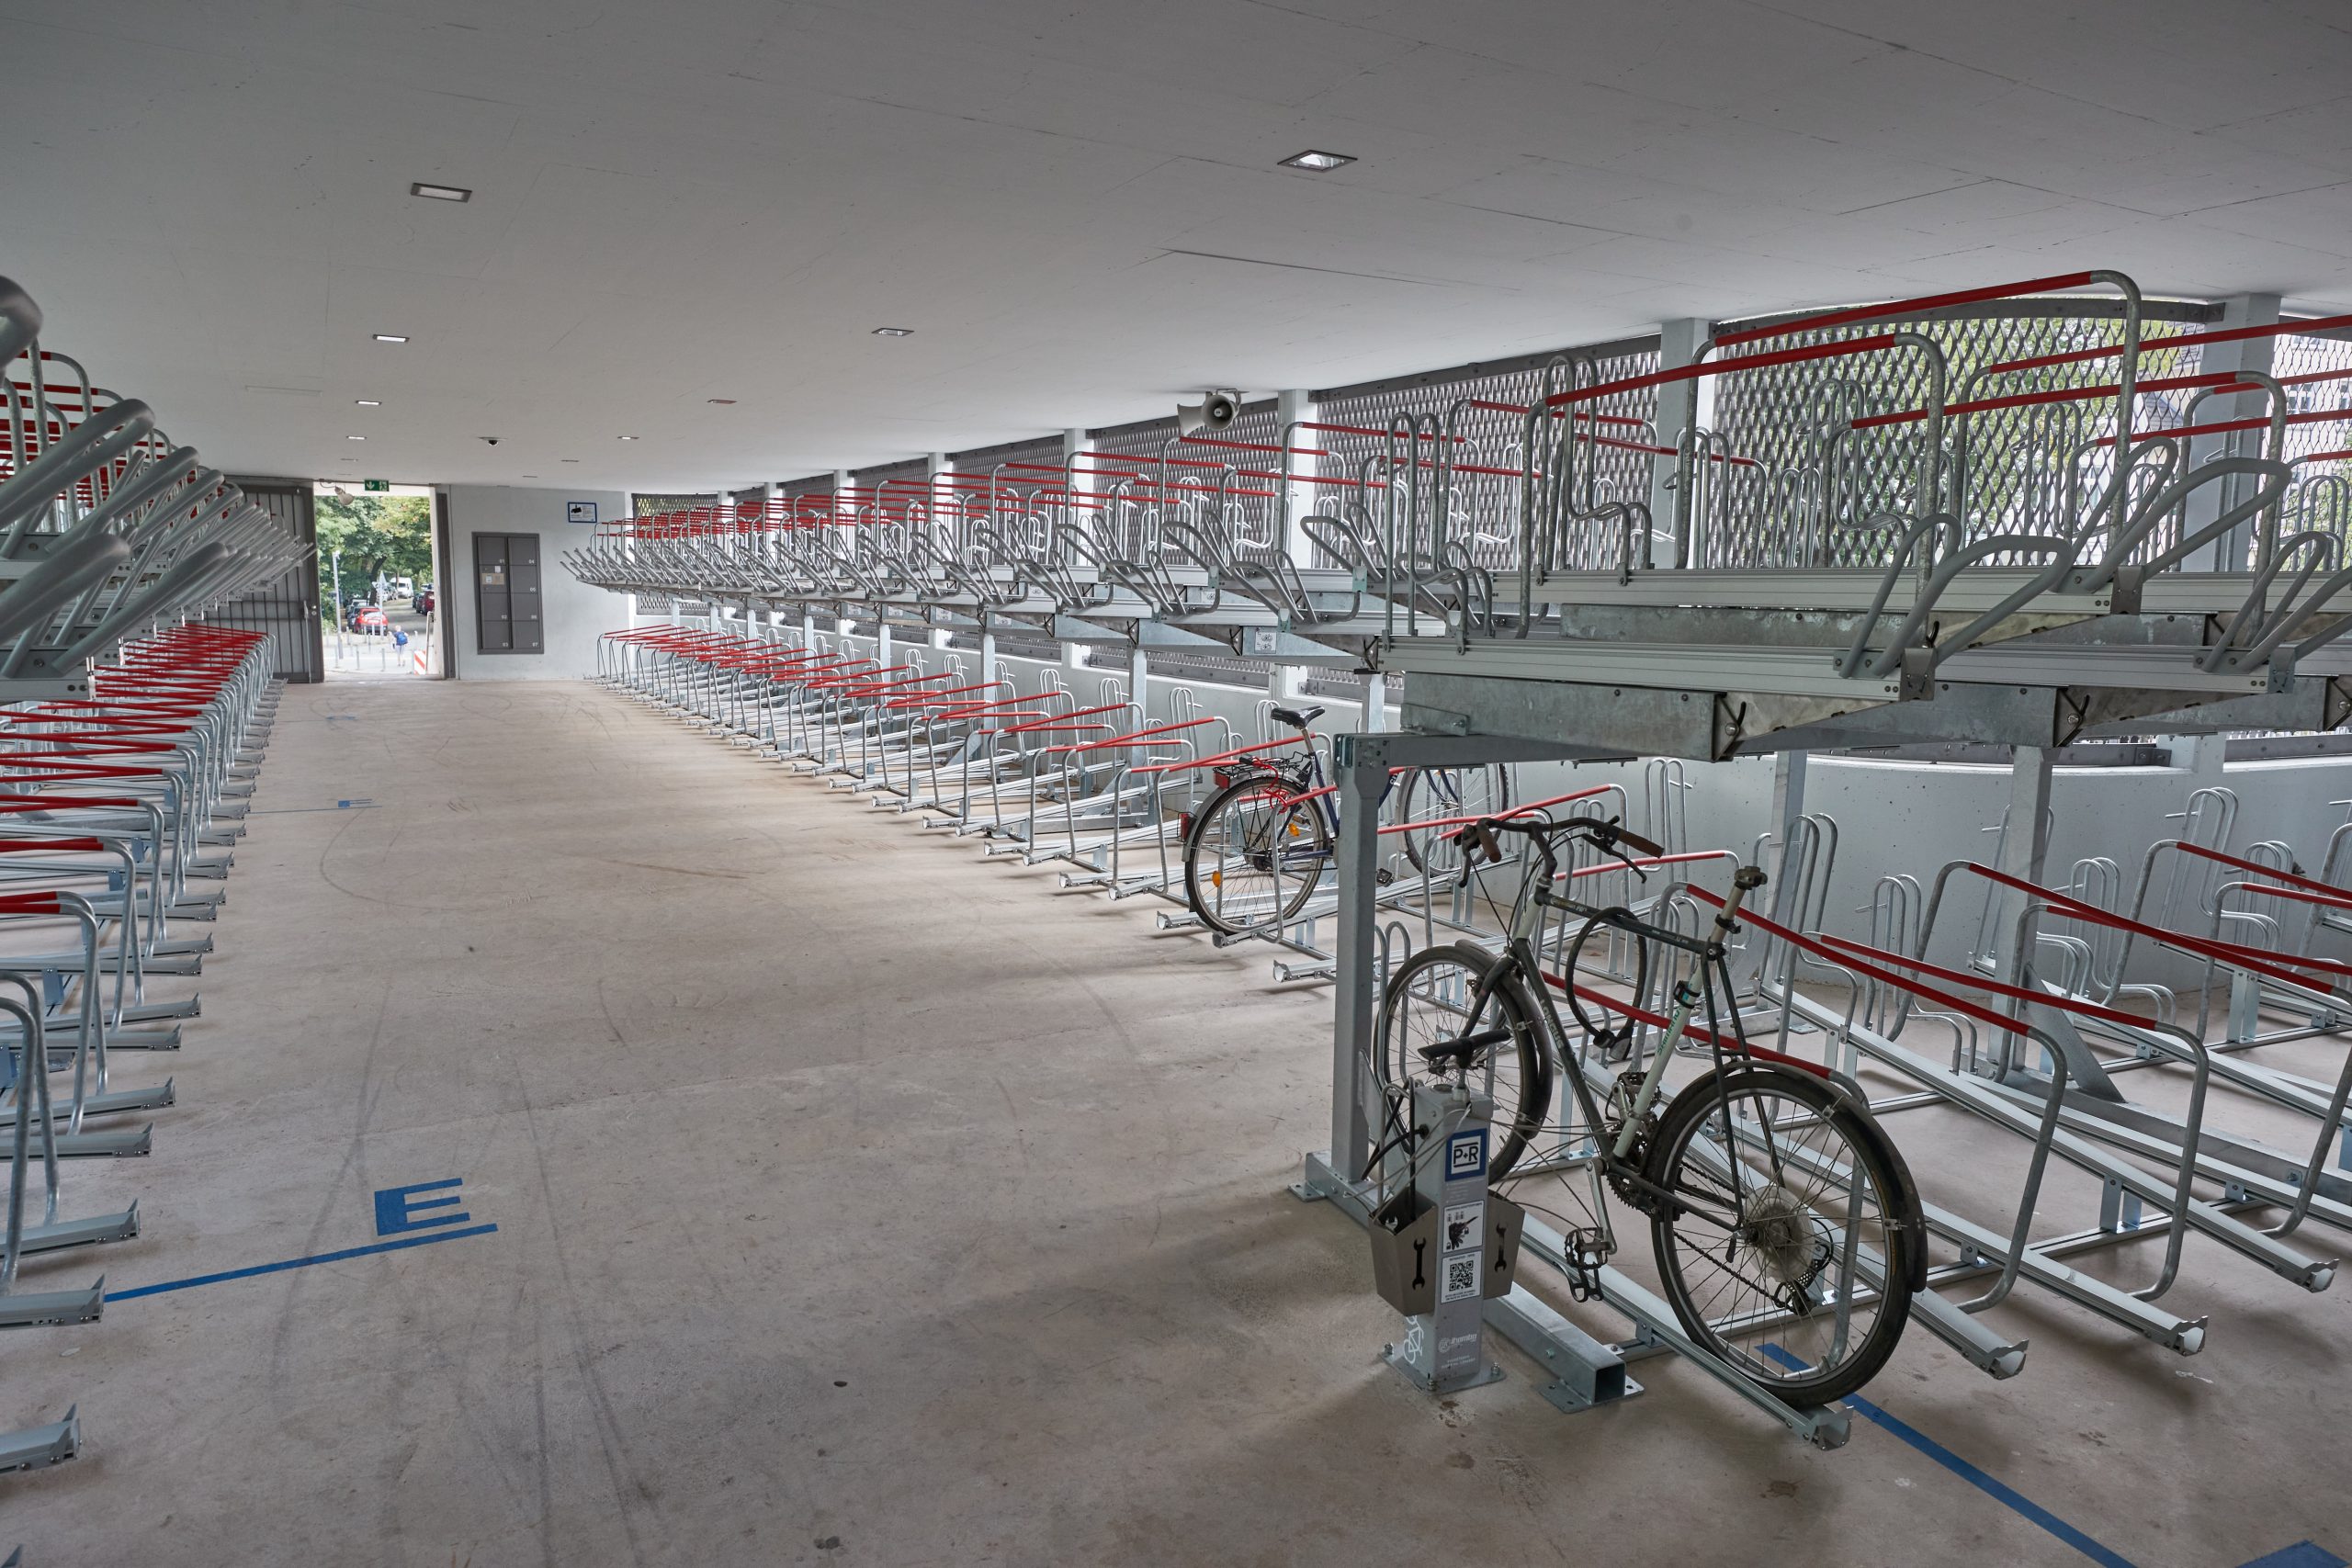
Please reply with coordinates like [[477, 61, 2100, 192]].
[[870, 326, 913, 337], [561, 458, 580, 464], [1279, 149, 1355, 172], [707, 398, 737, 404], [410, 181, 472, 202], [346, 434, 367, 441], [373, 333, 408, 344], [616, 434, 639, 441], [355, 399, 381, 407]]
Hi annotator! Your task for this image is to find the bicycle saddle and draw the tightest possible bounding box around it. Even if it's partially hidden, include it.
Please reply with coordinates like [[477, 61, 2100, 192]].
[[1419, 1026, 1513, 1072], [1270, 705, 1325, 728]]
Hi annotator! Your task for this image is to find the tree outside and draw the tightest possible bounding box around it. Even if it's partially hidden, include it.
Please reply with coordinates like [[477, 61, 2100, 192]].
[[316, 491, 433, 612]]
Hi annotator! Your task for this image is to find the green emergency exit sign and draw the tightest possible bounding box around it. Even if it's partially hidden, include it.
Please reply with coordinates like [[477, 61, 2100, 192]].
[[363, 479, 390, 492]]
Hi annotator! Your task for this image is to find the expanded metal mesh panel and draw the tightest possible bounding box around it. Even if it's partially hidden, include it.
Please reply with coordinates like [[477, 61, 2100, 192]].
[[634, 491, 713, 517], [2278, 330, 2352, 540], [848, 457, 928, 502], [1705, 303, 2215, 569], [778, 474, 835, 499], [1088, 401, 1287, 562], [950, 434, 1067, 520], [204, 480, 320, 682], [1311, 342, 1662, 572], [2276, 331, 2352, 465]]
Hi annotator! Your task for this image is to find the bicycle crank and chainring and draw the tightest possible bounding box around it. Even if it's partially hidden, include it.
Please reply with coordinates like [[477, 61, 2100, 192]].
[[1601, 1068, 1661, 1213]]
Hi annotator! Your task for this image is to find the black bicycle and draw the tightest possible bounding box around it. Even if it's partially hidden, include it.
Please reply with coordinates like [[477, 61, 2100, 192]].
[[1374, 814, 1925, 1404]]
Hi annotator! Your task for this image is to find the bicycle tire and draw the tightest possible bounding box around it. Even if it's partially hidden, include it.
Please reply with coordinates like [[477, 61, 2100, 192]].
[[1374, 941, 1552, 1181], [1645, 1066, 1919, 1405], [1182, 773, 1329, 937]]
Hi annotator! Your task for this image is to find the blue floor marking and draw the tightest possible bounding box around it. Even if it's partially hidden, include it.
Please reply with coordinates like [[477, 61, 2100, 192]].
[[102, 1223, 496, 1302], [2235, 1547, 2346, 1568], [1764, 1347, 2339, 1568], [1762, 1345, 2135, 1567]]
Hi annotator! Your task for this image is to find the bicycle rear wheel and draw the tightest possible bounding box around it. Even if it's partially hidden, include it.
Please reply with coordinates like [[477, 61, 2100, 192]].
[[1183, 773, 1329, 937], [1374, 942, 1552, 1180], [1645, 1066, 1919, 1405]]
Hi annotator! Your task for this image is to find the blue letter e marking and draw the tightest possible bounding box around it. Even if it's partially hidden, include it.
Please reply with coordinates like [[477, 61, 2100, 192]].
[[375, 1178, 471, 1236]]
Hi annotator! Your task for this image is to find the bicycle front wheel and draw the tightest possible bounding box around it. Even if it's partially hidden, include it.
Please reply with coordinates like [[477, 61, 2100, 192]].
[[1645, 1066, 1919, 1405], [1183, 774, 1329, 937], [1374, 942, 1552, 1181], [1395, 764, 1512, 882]]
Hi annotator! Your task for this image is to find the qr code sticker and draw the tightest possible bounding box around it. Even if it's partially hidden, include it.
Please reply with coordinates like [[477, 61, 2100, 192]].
[[1442, 1254, 1480, 1303]]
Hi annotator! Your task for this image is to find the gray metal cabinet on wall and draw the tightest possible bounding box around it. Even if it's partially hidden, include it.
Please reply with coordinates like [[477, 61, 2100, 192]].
[[472, 532, 544, 654]]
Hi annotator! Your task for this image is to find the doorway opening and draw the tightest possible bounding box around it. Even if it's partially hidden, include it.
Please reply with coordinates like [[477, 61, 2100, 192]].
[[314, 480, 439, 680]]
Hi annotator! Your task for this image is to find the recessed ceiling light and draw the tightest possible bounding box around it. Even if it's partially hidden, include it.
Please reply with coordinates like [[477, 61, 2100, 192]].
[[355, 399, 381, 407], [373, 333, 408, 344], [616, 434, 639, 441], [707, 398, 737, 404], [410, 181, 472, 203], [871, 326, 913, 337], [346, 434, 367, 441], [1279, 149, 1355, 172]]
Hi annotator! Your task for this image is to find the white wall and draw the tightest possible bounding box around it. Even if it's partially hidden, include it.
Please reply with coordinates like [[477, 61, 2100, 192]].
[[443, 486, 629, 680]]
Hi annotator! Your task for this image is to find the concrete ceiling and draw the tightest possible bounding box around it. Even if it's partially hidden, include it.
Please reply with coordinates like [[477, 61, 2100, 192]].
[[4, 0, 2349, 493]]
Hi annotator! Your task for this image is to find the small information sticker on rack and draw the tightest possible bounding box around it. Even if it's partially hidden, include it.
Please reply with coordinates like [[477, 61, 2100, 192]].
[[1445, 1129, 1487, 1182], [567, 501, 597, 524]]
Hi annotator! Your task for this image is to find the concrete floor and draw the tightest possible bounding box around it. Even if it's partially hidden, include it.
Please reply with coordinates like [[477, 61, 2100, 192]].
[[4, 676, 2346, 1567]]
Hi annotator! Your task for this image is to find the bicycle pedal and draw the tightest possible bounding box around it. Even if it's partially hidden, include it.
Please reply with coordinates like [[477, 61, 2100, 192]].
[[1563, 1225, 1613, 1303]]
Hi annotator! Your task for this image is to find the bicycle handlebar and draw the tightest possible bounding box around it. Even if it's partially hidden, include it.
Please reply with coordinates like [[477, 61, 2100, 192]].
[[1450, 813, 1665, 868]]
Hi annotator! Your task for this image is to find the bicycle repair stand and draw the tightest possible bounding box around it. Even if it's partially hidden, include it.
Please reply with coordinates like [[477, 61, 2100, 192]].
[[1368, 1081, 1523, 1394], [1294, 728, 1849, 1450]]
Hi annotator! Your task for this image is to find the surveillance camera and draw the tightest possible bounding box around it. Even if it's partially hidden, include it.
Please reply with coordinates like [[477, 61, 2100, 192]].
[[481, 435, 500, 446], [1177, 388, 1242, 438]]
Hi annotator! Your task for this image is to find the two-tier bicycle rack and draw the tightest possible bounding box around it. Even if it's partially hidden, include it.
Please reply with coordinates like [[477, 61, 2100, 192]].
[[576, 268, 2352, 1450], [1, 275, 294, 1537]]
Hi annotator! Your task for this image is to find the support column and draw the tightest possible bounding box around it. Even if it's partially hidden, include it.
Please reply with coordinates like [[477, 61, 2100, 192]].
[[1130, 645, 1149, 717], [761, 482, 781, 630], [1767, 750, 1808, 911], [1363, 671, 1387, 733], [1994, 746, 2056, 991], [1278, 388, 1314, 553], [2183, 294, 2281, 571], [1741, 749, 1809, 988], [833, 468, 855, 644], [1329, 735, 1385, 1170], [2159, 732, 2229, 785], [1061, 429, 1091, 678], [1648, 318, 1711, 568]]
